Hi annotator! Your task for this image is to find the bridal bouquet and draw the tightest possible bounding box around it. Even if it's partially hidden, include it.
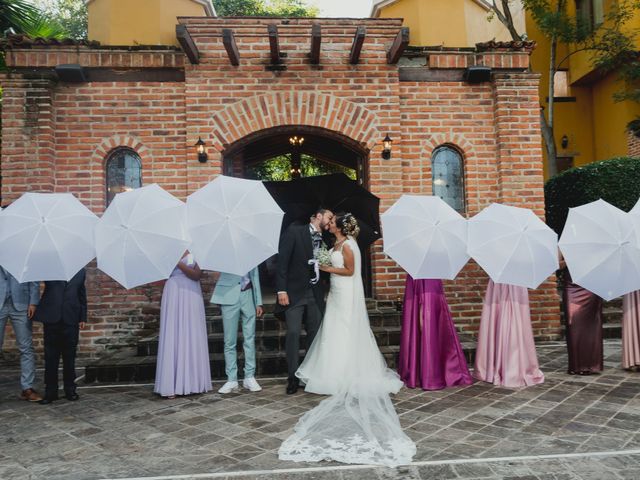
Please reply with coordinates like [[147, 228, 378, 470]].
[[315, 245, 332, 266]]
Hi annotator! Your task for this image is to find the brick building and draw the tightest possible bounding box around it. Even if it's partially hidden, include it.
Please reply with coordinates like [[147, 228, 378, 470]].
[[0, 15, 561, 369]]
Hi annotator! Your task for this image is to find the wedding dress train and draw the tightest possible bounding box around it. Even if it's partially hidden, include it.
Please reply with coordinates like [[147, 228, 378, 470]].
[[278, 237, 416, 467]]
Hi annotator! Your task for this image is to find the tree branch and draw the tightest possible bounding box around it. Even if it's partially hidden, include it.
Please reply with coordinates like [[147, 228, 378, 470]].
[[490, 0, 523, 41]]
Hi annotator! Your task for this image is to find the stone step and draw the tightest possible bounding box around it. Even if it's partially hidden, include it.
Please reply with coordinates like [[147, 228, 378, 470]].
[[203, 311, 402, 334], [602, 307, 622, 324], [85, 332, 479, 384], [136, 325, 403, 357], [603, 322, 622, 339], [84, 346, 403, 384], [202, 297, 395, 316]]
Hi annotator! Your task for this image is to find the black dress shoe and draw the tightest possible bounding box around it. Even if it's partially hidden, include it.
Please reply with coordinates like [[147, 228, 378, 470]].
[[38, 397, 57, 405], [286, 377, 299, 395], [65, 392, 79, 401]]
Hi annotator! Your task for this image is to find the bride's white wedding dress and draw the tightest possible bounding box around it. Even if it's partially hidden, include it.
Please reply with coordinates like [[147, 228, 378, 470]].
[[278, 237, 416, 467]]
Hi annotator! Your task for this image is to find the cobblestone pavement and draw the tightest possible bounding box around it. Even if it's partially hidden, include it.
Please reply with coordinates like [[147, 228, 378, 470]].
[[1, 340, 639, 480]]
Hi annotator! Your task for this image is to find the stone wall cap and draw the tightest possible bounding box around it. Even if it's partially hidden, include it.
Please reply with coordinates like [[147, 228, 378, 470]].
[[1, 34, 181, 52], [1, 34, 101, 49], [475, 40, 536, 52]]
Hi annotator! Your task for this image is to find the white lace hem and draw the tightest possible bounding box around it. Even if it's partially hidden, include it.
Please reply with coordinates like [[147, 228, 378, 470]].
[[279, 434, 416, 468]]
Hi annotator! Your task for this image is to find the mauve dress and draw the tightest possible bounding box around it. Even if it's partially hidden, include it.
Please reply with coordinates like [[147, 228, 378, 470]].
[[562, 270, 603, 374], [154, 259, 211, 397], [622, 291, 640, 369], [398, 276, 472, 390], [474, 280, 544, 388]]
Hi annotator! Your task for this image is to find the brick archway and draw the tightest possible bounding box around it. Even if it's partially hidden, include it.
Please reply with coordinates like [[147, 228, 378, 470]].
[[208, 92, 380, 152]]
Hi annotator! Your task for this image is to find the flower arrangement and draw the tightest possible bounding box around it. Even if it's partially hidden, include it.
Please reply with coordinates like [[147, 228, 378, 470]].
[[315, 245, 332, 266]]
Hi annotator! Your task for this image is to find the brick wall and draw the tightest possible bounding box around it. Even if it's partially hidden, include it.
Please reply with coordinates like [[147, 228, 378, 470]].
[[0, 18, 561, 359], [627, 130, 640, 158]]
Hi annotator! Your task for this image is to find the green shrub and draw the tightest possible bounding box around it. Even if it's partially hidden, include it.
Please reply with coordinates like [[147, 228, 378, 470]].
[[544, 157, 640, 234]]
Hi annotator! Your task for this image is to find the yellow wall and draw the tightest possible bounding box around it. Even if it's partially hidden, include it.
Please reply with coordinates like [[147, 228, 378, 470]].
[[592, 72, 640, 160], [87, 0, 210, 46], [376, 0, 526, 47], [526, 0, 640, 177]]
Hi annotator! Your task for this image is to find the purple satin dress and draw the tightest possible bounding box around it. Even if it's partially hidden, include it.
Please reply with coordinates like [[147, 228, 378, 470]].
[[563, 271, 603, 374], [398, 276, 472, 390]]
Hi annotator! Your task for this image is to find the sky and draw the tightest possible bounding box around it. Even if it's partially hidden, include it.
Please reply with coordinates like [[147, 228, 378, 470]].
[[311, 0, 375, 18]]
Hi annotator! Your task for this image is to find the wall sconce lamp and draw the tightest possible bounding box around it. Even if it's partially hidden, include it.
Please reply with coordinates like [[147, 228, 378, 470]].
[[382, 134, 392, 160], [561, 134, 569, 149], [195, 137, 208, 163]]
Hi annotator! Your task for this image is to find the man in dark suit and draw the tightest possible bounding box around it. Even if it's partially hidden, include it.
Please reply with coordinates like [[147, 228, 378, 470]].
[[276, 208, 333, 394], [33, 268, 87, 404]]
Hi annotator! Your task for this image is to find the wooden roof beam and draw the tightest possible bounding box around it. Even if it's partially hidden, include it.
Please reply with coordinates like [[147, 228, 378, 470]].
[[310, 23, 321, 65], [349, 26, 366, 65], [176, 24, 199, 65], [222, 28, 240, 66], [387, 27, 409, 64], [268, 24, 281, 64]]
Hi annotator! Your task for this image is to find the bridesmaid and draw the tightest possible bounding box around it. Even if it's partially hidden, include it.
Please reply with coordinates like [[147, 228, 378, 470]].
[[398, 275, 472, 390], [622, 291, 640, 371], [560, 257, 603, 375], [154, 252, 212, 398], [474, 279, 544, 388]]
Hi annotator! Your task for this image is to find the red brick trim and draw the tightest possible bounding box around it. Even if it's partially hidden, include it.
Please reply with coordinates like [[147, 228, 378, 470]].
[[423, 132, 475, 157], [92, 134, 152, 167], [90, 135, 153, 211], [207, 92, 380, 153]]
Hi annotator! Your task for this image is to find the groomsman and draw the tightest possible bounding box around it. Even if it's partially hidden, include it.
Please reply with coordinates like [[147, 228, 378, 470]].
[[34, 268, 87, 404], [0, 266, 42, 401], [211, 267, 263, 394], [275, 208, 333, 394]]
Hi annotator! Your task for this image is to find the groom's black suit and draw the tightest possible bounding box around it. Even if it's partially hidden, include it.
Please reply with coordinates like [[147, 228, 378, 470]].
[[275, 223, 326, 381]]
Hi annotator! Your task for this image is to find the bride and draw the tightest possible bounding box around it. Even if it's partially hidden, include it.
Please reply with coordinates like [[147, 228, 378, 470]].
[[278, 213, 416, 467]]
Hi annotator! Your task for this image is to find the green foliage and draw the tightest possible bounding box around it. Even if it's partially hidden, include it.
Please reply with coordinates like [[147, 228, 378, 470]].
[[16, 10, 67, 38], [0, 0, 38, 32], [245, 154, 356, 181], [213, 0, 318, 16], [544, 157, 640, 234], [34, 0, 88, 40], [523, 0, 579, 43]]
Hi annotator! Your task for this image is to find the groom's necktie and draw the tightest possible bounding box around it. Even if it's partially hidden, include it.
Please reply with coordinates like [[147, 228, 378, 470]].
[[311, 230, 322, 255]]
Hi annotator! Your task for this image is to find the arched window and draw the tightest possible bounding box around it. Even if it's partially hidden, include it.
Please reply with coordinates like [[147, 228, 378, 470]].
[[105, 148, 142, 206], [431, 145, 465, 212]]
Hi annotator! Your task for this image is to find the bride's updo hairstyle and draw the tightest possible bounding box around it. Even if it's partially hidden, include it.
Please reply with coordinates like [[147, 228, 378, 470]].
[[336, 212, 360, 238]]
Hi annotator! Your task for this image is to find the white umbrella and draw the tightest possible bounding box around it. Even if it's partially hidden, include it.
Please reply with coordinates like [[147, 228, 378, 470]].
[[0, 192, 98, 282], [95, 184, 190, 289], [381, 195, 469, 279], [559, 199, 640, 300], [187, 175, 284, 276], [467, 203, 558, 289]]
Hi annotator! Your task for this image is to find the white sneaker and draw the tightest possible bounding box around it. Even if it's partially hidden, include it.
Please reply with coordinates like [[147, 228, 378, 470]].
[[218, 381, 239, 394], [242, 377, 262, 392]]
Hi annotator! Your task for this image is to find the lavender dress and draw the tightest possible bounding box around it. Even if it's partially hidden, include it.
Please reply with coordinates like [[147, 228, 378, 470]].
[[154, 258, 211, 396], [474, 280, 544, 388], [398, 276, 472, 390]]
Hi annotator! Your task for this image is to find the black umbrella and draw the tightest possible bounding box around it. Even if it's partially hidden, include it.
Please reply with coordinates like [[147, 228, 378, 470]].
[[264, 173, 381, 248]]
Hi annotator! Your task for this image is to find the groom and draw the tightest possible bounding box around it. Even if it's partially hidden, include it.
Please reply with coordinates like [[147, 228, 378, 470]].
[[276, 208, 333, 394]]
